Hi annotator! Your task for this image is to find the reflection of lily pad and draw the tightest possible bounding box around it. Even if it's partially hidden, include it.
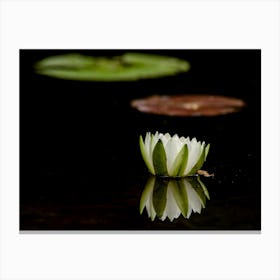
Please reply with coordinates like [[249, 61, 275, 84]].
[[34, 53, 190, 81]]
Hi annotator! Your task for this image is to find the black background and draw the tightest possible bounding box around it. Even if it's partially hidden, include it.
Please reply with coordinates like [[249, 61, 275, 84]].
[[20, 49, 261, 230]]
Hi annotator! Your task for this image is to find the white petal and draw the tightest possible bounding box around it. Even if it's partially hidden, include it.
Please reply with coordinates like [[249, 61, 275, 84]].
[[160, 210, 167, 221], [164, 132, 172, 140], [143, 133, 155, 174], [159, 133, 171, 147], [183, 140, 202, 175], [181, 135, 191, 142], [191, 137, 197, 144], [150, 132, 160, 163], [165, 135, 183, 174]]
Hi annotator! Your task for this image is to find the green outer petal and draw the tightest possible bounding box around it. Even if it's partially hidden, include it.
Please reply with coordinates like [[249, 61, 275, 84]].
[[205, 144, 210, 160], [187, 145, 206, 175], [152, 139, 168, 176], [139, 176, 155, 214], [169, 180, 189, 218], [170, 144, 188, 177], [152, 178, 168, 219], [139, 135, 154, 175]]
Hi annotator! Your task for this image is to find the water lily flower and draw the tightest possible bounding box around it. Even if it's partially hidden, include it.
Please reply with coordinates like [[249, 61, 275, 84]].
[[140, 176, 210, 222], [139, 132, 210, 177]]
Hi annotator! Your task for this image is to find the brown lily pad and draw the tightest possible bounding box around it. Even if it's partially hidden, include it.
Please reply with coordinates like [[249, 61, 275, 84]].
[[130, 94, 246, 117]]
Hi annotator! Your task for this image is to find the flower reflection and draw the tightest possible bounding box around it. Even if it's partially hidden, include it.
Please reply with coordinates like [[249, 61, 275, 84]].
[[140, 176, 210, 222]]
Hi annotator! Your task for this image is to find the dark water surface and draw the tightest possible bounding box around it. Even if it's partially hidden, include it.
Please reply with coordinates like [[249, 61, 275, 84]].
[[20, 49, 261, 231]]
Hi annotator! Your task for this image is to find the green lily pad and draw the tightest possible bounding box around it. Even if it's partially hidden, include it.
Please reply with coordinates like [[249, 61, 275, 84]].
[[34, 52, 190, 81]]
